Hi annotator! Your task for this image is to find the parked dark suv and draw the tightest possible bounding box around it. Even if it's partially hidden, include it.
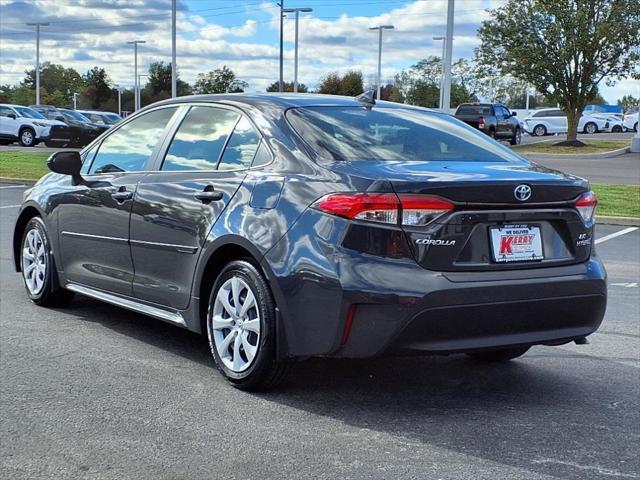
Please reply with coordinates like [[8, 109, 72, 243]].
[[13, 94, 607, 390], [455, 103, 522, 145]]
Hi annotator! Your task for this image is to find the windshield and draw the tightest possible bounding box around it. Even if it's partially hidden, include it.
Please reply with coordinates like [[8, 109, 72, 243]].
[[104, 113, 122, 124], [62, 110, 91, 122], [15, 107, 47, 120], [286, 106, 523, 163]]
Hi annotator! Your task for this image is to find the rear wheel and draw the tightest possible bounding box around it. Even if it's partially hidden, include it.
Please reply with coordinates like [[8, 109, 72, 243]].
[[207, 260, 287, 390], [19, 128, 36, 147], [612, 125, 622, 133], [533, 124, 547, 137], [20, 217, 74, 307], [467, 346, 530, 362], [510, 127, 522, 145], [583, 122, 598, 134]]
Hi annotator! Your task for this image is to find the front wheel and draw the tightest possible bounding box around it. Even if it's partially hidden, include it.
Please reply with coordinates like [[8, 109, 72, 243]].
[[533, 124, 547, 137], [19, 128, 36, 147], [207, 260, 287, 390], [510, 127, 522, 145], [612, 125, 623, 133], [583, 122, 598, 134], [20, 217, 75, 307], [467, 346, 530, 362]]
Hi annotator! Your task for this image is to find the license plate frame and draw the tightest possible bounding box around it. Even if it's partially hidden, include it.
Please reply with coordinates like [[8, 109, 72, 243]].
[[489, 224, 544, 263]]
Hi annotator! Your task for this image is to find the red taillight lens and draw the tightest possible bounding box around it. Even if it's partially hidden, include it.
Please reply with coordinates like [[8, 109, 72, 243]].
[[478, 116, 485, 129], [312, 193, 454, 226], [575, 191, 597, 223]]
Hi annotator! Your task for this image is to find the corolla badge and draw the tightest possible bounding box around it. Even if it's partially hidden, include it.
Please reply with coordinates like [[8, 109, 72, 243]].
[[514, 184, 532, 201]]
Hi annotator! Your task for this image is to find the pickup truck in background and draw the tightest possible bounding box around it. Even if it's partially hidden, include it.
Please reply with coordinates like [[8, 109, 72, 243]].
[[454, 103, 522, 145]]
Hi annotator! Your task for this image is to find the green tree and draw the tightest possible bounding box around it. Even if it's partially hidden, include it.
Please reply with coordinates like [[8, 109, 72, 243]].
[[83, 67, 112, 109], [193, 66, 247, 94], [22, 62, 84, 102], [266, 81, 308, 93], [144, 61, 192, 103], [317, 71, 363, 96], [476, 0, 640, 144], [317, 72, 342, 95], [617, 95, 639, 112]]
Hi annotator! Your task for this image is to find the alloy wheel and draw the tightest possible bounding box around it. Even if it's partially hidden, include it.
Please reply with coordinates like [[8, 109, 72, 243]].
[[211, 276, 261, 373], [22, 228, 47, 295], [21, 130, 34, 146], [585, 123, 597, 134], [534, 125, 546, 136]]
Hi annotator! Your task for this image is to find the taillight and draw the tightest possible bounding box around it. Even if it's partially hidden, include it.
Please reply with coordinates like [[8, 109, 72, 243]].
[[312, 193, 454, 226], [478, 117, 485, 129], [575, 191, 597, 223]]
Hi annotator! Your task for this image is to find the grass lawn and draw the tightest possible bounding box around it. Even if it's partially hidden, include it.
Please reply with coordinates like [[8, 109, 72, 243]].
[[513, 140, 629, 155], [1, 151, 638, 218], [0, 151, 50, 180], [592, 184, 640, 218]]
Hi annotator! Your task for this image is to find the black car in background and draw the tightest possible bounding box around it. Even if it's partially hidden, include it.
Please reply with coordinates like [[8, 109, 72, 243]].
[[455, 103, 522, 145], [13, 94, 606, 390], [78, 110, 123, 127], [57, 109, 108, 147]]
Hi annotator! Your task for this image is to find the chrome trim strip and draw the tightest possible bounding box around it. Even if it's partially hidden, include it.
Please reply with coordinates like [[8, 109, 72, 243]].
[[129, 239, 198, 254], [65, 283, 187, 327], [61, 231, 128, 244]]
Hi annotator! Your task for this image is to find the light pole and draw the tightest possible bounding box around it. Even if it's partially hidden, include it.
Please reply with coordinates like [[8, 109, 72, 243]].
[[171, 0, 177, 98], [441, 0, 455, 112], [72, 92, 79, 110], [137, 74, 148, 110], [369, 25, 394, 100], [277, 1, 285, 92], [283, 7, 312, 93], [127, 40, 146, 111], [26, 22, 49, 106], [114, 84, 122, 116], [433, 36, 446, 110]]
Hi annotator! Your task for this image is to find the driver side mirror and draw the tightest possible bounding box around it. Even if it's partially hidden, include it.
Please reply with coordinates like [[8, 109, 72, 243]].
[[47, 151, 83, 184], [511, 111, 517, 117], [7, 113, 17, 120]]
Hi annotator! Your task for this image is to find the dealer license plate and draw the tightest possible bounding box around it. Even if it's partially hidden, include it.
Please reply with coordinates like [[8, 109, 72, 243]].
[[490, 225, 544, 263]]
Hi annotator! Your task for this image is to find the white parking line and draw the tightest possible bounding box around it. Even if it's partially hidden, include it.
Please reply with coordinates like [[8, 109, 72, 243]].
[[0, 205, 20, 209], [0, 185, 26, 189], [595, 227, 639, 245]]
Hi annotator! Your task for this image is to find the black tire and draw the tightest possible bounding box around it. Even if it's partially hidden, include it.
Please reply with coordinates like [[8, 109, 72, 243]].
[[612, 125, 622, 133], [510, 127, 522, 145], [487, 128, 496, 139], [0, 140, 10, 146], [19, 127, 36, 147], [583, 122, 598, 134], [634, 122, 638, 132], [19, 217, 75, 307], [467, 346, 530, 362], [206, 260, 287, 390], [533, 124, 547, 136]]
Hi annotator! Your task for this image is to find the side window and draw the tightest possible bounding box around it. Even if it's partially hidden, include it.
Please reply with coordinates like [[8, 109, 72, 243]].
[[0, 106, 15, 117], [218, 116, 262, 171], [80, 143, 100, 174], [89, 107, 177, 174], [161, 106, 239, 171], [533, 111, 545, 118]]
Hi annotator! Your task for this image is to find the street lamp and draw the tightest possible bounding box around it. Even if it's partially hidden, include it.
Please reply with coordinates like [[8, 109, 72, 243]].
[[72, 92, 79, 110], [26, 22, 49, 106], [441, 0, 455, 111], [277, 1, 285, 93], [137, 74, 148, 110], [171, 0, 177, 98], [127, 40, 146, 111], [432, 36, 447, 110], [114, 84, 122, 117], [369, 25, 394, 100], [283, 7, 312, 93]]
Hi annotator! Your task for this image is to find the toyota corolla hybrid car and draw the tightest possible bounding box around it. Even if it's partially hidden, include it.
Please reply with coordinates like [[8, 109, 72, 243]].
[[12, 94, 607, 390]]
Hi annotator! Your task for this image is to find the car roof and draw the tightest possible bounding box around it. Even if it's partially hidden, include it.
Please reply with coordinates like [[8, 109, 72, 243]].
[[149, 93, 442, 113]]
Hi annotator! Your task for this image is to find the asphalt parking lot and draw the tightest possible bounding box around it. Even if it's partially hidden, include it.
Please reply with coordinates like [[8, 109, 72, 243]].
[[1, 183, 639, 480]]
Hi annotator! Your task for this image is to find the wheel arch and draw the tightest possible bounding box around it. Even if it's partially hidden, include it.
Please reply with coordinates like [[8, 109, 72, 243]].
[[13, 205, 44, 271]]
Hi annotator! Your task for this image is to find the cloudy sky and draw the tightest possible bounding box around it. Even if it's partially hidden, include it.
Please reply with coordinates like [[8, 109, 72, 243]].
[[0, 0, 638, 102]]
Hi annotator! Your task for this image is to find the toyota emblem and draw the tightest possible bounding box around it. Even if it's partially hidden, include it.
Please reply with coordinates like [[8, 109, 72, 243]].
[[514, 184, 532, 201]]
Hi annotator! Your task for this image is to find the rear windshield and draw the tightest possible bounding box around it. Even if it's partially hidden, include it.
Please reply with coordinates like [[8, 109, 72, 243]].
[[456, 105, 493, 116], [286, 106, 522, 163]]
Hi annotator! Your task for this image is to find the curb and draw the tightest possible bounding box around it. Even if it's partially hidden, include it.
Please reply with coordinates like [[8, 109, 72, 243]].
[[520, 146, 631, 160], [595, 215, 640, 226], [0, 177, 36, 185]]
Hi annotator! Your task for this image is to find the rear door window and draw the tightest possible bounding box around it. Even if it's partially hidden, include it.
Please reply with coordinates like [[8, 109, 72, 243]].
[[161, 106, 239, 171], [218, 116, 262, 170]]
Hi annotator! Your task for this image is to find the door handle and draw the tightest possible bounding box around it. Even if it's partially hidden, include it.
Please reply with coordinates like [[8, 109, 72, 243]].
[[194, 187, 223, 203], [111, 187, 133, 202]]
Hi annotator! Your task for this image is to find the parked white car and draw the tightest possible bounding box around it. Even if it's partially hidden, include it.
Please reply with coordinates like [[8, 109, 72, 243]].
[[623, 108, 638, 132], [0, 104, 71, 147], [523, 108, 609, 136], [591, 114, 624, 133]]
